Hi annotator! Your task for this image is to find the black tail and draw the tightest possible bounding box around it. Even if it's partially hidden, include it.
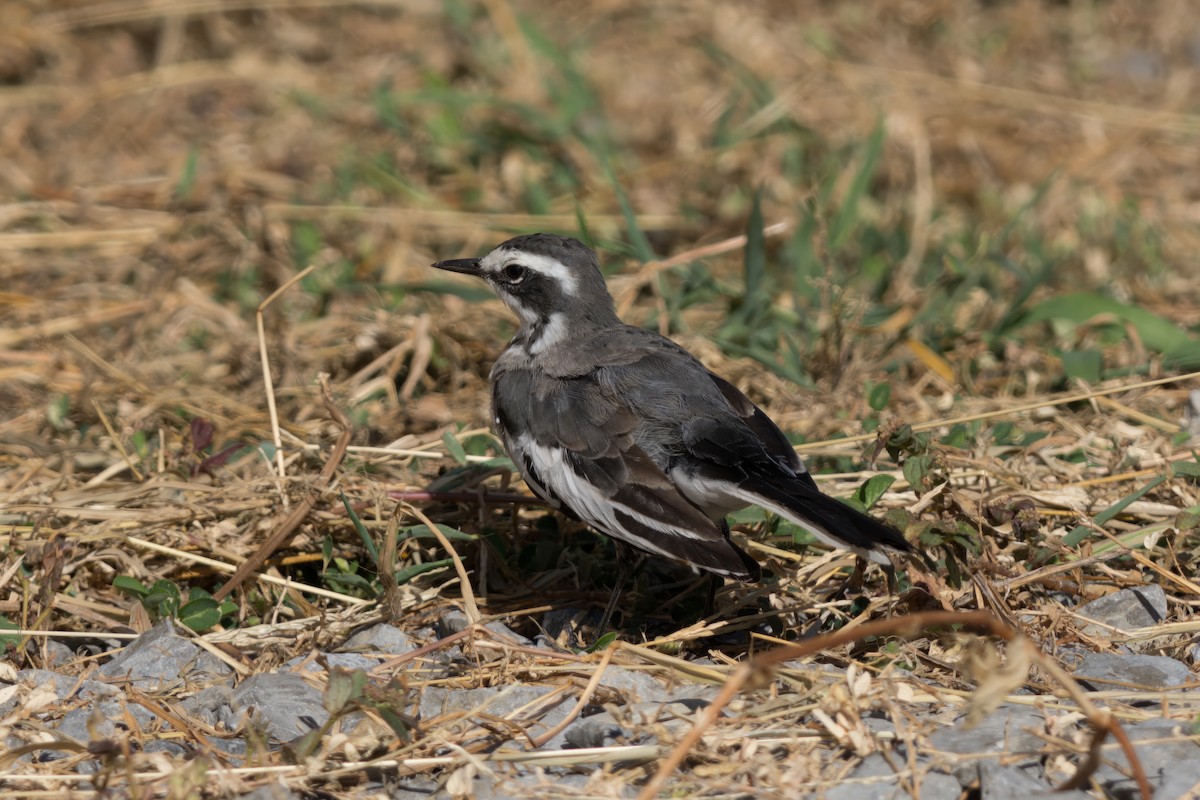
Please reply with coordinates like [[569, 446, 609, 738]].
[[744, 477, 910, 556]]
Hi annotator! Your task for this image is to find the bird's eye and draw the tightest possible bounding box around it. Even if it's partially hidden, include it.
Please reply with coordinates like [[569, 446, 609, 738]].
[[502, 264, 527, 283]]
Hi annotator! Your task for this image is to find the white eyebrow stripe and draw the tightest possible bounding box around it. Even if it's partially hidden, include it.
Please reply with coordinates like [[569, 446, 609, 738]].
[[480, 249, 579, 296]]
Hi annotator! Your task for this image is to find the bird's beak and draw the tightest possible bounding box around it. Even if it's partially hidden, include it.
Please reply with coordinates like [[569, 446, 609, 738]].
[[431, 257, 483, 276]]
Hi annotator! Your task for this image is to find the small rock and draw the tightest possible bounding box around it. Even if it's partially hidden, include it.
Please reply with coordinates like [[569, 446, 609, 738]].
[[1076, 585, 1168, 637], [597, 667, 670, 703], [419, 684, 571, 745], [203, 734, 248, 760], [823, 754, 959, 800], [238, 782, 299, 800], [927, 704, 1044, 757], [42, 640, 75, 668], [97, 620, 231, 690], [480, 620, 531, 646], [281, 652, 378, 673], [563, 712, 627, 748], [437, 610, 531, 646], [17, 669, 119, 701], [390, 776, 440, 799], [1185, 389, 1200, 437], [1073, 653, 1191, 691], [437, 610, 472, 638], [341, 623, 417, 655], [979, 762, 1087, 800], [142, 739, 190, 758], [55, 699, 155, 747], [231, 673, 327, 743], [554, 699, 705, 750], [181, 684, 236, 729], [927, 704, 1045, 785], [915, 771, 963, 800], [1094, 719, 1200, 797]]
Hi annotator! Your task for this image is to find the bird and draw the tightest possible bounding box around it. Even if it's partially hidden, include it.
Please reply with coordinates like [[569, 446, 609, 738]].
[[432, 233, 910, 630]]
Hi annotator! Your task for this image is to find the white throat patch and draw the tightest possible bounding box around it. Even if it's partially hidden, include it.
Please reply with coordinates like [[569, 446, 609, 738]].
[[480, 249, 580, 297], [528, 312, 568, 354]]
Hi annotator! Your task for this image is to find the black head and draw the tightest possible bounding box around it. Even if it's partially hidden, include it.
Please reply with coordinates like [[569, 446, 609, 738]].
[[432, 234, 618, 336]]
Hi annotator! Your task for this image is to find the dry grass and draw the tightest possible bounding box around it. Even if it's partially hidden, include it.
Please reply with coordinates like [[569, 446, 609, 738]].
[[2, 0, 1200, 797]]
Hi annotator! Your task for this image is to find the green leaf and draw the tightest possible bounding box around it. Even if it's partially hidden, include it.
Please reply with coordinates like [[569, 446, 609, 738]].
[[286, 728, 325, 762], [1095, 475, 1166, 526], [1061, 349, 1103, 383], [400, 523, 477, 542], [326, 669, 366, 713], [574, 203, 595, 250], [866, 381, 891, 412], [322, 571, 376, 592], [174, 143, 200, 198], [0, 616, 19, 648], [606, 165, 655, 263], [587, 631, 619, 653], [1020, 292, 1200, 366], [739, 186, 768, 323], [1177, 505, 1200, 531], [902, 455, 934, 491], [340, 492, 379, 564], [113, 575, 150, 598], [372, 705, 412, 741], [178, 597, 222, 632], [1064, 474, 1168, 546], [1171, 460, 1200, 480], [829, 119, 884, 251], [392, 558, 454, 585], [144, 579, 181, 615], [442, 431, 468, 465], [47, 394, 71, 432], [854, 474, 896, 510]]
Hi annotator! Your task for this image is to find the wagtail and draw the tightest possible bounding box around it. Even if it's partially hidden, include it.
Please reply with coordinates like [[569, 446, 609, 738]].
[[433, 233, 910, 628]]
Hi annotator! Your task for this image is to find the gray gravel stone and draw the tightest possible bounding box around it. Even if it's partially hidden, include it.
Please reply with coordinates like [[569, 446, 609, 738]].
[[391, 776, 439, 799], [1185, 389, 1200, 437], [978, 762, 1088, 800], [1094, 719, 1200, 798], [1076, 585, 1168, 638], [238, 782, 299, 800], [281, 652, 378, 673], [231, 672, 327, 743], [97, 620, 231, 690], [822, 754, 959, 800], [596, 667, 669, 703], [438, 610, 531, 647], [419, 683, 572, 745], [142, 739, 190, 758], [555, 698, 705, 750], [914, 771, 962, 800], [181, 684, 236, 729], [563, 712, 627, 749], [43, 640, 75, 668], [55, 698, 155, 746], [16, 669, 71, 699], [1073, 652, 1191, 691], [341, 623, 418, 655], [927, 703, 1044, 757], [927, 704, 1045, 785]]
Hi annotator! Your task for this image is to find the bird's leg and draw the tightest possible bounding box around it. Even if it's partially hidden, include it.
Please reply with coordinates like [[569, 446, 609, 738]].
[[596, 541, 645, 634], [703, 573, 721, 616]]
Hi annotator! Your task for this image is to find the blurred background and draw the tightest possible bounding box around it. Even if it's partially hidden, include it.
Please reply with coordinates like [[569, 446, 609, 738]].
[[2, 0, 1200, 627]]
